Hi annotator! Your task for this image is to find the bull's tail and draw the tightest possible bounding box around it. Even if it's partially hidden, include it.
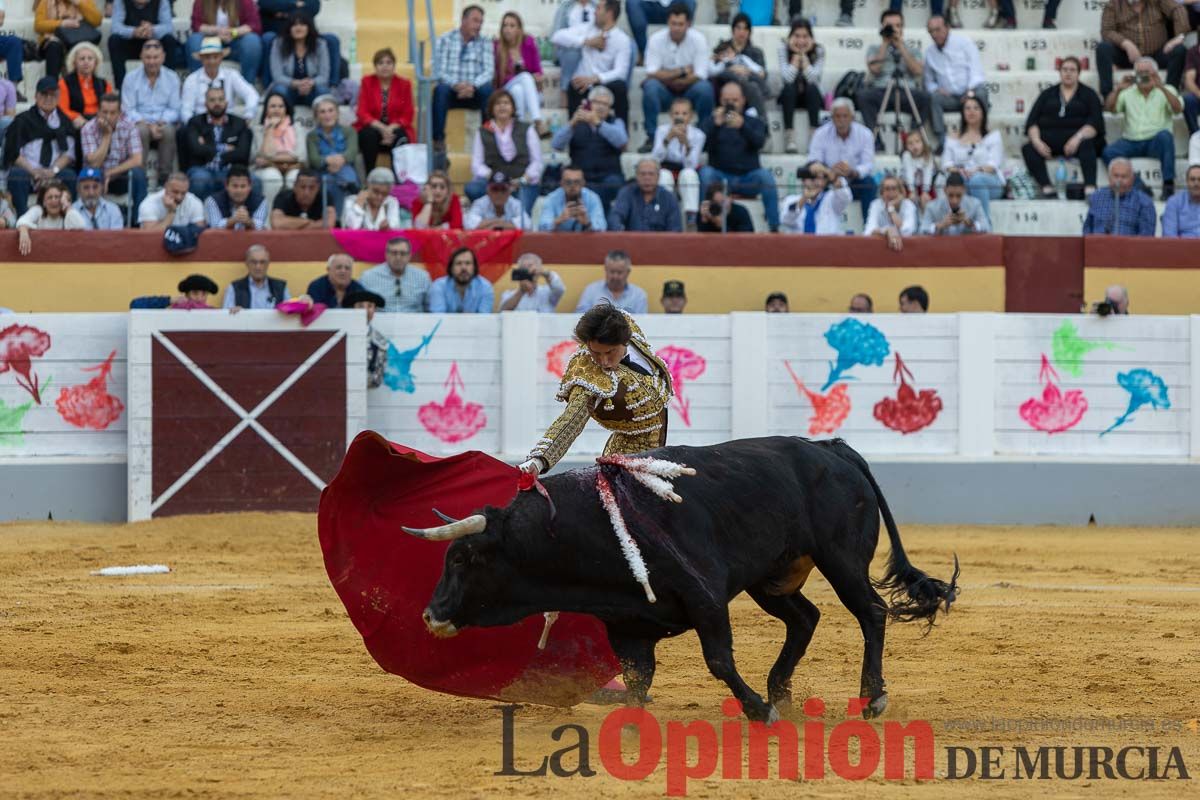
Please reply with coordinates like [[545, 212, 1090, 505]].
[[836, 444, 959, 629]]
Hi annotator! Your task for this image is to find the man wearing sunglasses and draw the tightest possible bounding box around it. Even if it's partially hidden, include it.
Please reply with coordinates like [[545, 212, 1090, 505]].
[[359, 235, 431, 313]]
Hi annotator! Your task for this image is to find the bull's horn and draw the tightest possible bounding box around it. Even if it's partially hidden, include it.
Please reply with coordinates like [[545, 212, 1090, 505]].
[[401, 514, 487, 541], [432, 508, 459, 524]]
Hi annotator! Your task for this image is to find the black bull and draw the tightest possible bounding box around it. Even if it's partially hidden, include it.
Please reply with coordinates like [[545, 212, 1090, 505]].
[[404, 436, 959, 722]]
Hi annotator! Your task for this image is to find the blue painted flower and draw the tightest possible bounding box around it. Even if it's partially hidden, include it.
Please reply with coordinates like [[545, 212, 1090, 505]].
[[383, 322, 441, 393], [821, 318, 890, 391], [1101, 368, 1171, 436]]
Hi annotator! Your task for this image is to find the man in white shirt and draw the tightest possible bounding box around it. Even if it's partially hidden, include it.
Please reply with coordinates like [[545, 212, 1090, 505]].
[[638, 3, 712, 153], [780, 161, 852, 235], [138, 172, 207, 231], [180, 37, 260, 120], [923, 15, 988, 147], [552, 0, 596, 90], [627, 0, 696, 60], [651, 96, 706, 222], [808, 98, 877, 218], [464, 173, 531, 230], [499, 254, 567, 312], [551, 0, 634, 126]]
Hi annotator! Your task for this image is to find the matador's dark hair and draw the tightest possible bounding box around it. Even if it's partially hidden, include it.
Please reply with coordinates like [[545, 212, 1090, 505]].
[[574, 303, 632, 346]]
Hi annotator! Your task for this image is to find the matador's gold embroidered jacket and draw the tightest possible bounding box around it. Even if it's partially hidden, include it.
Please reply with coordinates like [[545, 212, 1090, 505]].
[[528, 317, 673, 470]]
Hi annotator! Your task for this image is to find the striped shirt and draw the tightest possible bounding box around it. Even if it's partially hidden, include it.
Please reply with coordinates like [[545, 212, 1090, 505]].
[[358, 262, 432, 313], [81, 114, 142, 173], [433, 29, 493, 88]]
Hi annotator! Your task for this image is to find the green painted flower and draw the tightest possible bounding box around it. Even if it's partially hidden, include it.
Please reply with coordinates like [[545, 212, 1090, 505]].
[[0, 396, 33, 447], [1051, 320, 1120, 377]]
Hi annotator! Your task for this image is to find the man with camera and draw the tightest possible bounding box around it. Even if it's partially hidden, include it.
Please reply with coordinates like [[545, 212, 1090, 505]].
[[1102, 57, 1182, 201], [923, 15, 988, 150], [551, 85, 628, 211], [1094, 285, 1130, 315], [651, 97, 705, 226], [637, 3, 712, 154], [499, 253, 566, 313], [699, 81, 778, 232], [856, 10, 929, 145], [538, 164, 607, 232], [1082, 158, 1156, 235], [697, 183, 753, 232], [919, 172, 990, 235], [1096, 0, 1187, 99], [779, 161, 852, 235]]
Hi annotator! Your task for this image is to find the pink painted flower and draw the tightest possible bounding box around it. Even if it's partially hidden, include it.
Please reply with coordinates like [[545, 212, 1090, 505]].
[[419, 363, 487, 443], [656, 345, 707, 427], [545, 340, 577, 378], [1020, 354, 1088, 434], [0, 324, 52, 404]]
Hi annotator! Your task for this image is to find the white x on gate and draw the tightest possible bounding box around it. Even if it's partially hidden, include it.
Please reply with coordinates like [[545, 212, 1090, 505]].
[[149, 330, 346, 514]]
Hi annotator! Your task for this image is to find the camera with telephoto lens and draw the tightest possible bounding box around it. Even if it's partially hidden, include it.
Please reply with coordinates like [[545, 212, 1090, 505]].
[[1093, 299, 1117, 316], [512, 268, 534, 281], [1136, 72, 1153, 86], [880, 23, 896, 38]]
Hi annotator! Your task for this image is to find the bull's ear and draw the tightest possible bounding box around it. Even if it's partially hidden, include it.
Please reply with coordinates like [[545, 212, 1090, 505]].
[[401, 514, 487, 541]]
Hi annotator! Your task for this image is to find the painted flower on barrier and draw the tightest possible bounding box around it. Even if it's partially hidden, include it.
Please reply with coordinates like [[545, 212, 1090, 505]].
[[1051, 320, 1120, 378], [419, 362, 487, 443], [56, 350, 125, 430], [0, 324, 52, 405], [1102, 368, 1170, 436], [821, 318, 890, 391], [384, 321, 441, 393], [1019, 355, 1088, 434], [785, 360, 850, 435], [873, 352, 943, 434], [545, 340, 578, 378], [655, 345, 706, 427], [0, 397, 33, 447]]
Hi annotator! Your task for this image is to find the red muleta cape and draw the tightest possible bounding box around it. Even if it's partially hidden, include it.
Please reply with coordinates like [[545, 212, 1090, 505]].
[[318, 431, 620, 705]]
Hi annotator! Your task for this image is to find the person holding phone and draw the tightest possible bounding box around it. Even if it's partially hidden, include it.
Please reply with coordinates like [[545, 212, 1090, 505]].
[[499, 253, 566, 312], [919, 172, 988, 235]]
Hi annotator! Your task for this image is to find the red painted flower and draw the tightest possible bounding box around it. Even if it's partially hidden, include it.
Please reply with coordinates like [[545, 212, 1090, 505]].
[[418, 362, 488, 443], [873, 352, 943, 434], [1019, 354, 1088, 434], [0, 324, 52, 404], [785, 360, 851, 435], [656, 345, 707, 427], [56, 349, 125, 430], [545, 340, 577, 378]]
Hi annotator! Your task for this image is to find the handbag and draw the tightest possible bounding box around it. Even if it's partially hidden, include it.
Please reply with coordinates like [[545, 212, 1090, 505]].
[[834, 71, 865, 102], [57, 22, 102, 48], [391, 142, 428, 184]]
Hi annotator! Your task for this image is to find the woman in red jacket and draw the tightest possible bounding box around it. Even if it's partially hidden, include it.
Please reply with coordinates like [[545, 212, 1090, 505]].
[[355, 47, 416, 172]]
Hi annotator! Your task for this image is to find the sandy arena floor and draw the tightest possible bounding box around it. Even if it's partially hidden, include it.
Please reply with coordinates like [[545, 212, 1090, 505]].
[[1, 513, 1198, 799]]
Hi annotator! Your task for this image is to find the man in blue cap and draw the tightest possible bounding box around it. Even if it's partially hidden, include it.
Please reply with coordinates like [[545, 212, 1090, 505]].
[[72, 167, 125, 229]]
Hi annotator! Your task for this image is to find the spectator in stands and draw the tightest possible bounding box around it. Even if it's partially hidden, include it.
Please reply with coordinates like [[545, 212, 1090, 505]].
[[267, 12, 330, 107], [129, 274, 221, 309], [181, 37, 260, 120], [466, 90, 543, 215], [35, 0, 102, 81], [698, 182, 753, 232], [777, 18, 824, 156], [898, 285, 928, 313], [609, 158, 682, 232], [552, 0, 633, 127], [429, 247, 495, 314], [122, 40, 181, 188], [431, 6, 493, 157], [464, 172, 531, 231], [58, 43, 111, 130], [660, 280, 686, 313], [699, 81, 778, 232], [0, 194, 15, 230], [109, 0, 182, 89], [651, 97, 704, 225], [494, 12, 547, 135], [780, 161, 852, 235], [73, 167, 123, 229], [551, 84, 628, 210], [629, 0, 694, 60], [849, 293, 873, 312], [920, 172, 989, 234], [711, 14, 767, 120], [901, 128, 938, 209], [359, 236, 432, 313], [223, 244, 289, 309], [253, 90, 301, 205], [0, 3, 23, 94], [187, 0, 263, 84], [1022, 56, 1105, 199], [499, 253, 566, 312], [1160, 163, 1200, 236], [638, 4, 712, 154], [1097, 0, 1186, 99], [539, 164, 607, 231], [270, 167, 336, 228], [413, 170, 463, 229], [551, 0, 597, 91], [180, 85, 254, 200], [0, 70, 15, 142], [575, 250, 648, 313], [343, 167, 410, 230], [138, 172, 207, 231], [307, 253, 363, 307], [16, 180, 85, 255], [857, 10, 927, 148], [81, 93, 146, 222], [341, 289, 389, 388], [205, 164, 267, 229], [1183, 38, 1200, 134], [1104, 57, 1182, 200], [809, 97, 876, 218], [1101, 284, 1130, 313], [864, 175, 918, 251], [924, 15, 988, 149], [309, 94, 359, 216], [764, 291, 788, 312], [4, 77, 78, 216], [942, 94, 1004, 219], [979, 0, 1017, 28], [1087, 154, 1163, 233], [355, 48, 416, 174]]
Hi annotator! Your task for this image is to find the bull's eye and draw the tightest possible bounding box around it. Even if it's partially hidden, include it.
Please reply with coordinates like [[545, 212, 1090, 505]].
[[450, 552, 465, 568]]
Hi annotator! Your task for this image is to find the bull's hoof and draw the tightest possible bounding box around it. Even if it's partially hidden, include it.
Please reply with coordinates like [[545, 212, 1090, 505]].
[[862, 693, 888, 719], [767, 705, 781, 725], [743, 699, 775, 723]]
